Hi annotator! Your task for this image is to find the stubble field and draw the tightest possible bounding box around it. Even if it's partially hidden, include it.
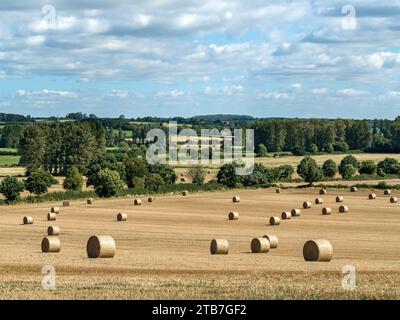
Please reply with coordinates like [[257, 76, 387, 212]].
[[0, 188, 399, 299]]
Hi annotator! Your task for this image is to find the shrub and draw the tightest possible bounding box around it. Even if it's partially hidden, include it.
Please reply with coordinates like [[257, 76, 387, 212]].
[[132, 176, 145, 189], [292, 147, 306, 156], [0, 176, 25, 202], [145, 173, 165, 192], [322, 159, 338, 178], [63, 166, 84, 191], [334, 142, 350, 153], [270, 165, 294, 181], [86, 154, 123, 187], [339, 155, 359, 178], [297, 156, 323, 185], [242, 163, 271, 187], [93, 169, 124, 198], [24, 170, 55, 195], [359, 160, 377, 175], [377, 158, 400, 175], [187, 166, 206, 185]]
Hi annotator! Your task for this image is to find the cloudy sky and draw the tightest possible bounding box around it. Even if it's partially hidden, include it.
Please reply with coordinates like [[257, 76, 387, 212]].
[[0, 0, 400, 118]]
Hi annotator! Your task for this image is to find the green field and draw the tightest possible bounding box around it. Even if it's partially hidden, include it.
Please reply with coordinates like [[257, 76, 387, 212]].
[[0, 155, 20, 167]]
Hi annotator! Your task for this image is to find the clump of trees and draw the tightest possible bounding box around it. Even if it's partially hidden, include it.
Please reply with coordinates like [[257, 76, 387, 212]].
[[0, 176, 25, 202]]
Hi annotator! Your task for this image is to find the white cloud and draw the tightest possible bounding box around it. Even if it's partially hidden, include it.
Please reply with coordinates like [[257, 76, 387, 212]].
[[311, 88, 328, 94], [337, 89, 367, 96]]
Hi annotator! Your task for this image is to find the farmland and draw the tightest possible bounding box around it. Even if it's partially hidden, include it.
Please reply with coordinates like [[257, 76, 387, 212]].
[[0, 188, 399, 299]]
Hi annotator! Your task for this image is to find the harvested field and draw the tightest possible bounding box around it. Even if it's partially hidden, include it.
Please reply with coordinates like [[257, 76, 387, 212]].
[[0, 188, 400, 299]]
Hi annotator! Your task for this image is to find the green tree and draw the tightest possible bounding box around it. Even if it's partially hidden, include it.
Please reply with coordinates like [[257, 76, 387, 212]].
[[377, 158, 400, 175], [24, 170, 55, 195], [297, 156, 323, 185], [187, 166, 205, 185], [339, 155, 359, 177], [324, 143, 334, 154], [148, 164, 176, 185], [145, 173, 165, 192], [86, 154, 122, 187], [256, 144, 268, 157], [125, 158, 147, 188], [63, 166, 84, 191], [0, 124, 23, 148], [242, 163, 271, 186], [322, 159, 338, 178], [93, 169, 124, 198], [309, 144, 318, 154], [0, 176, 25, 202], [342, 164, 357, 179], [359, 160, 377, 175], [18, 125, 46, 173], [217, 163, 239, 188]]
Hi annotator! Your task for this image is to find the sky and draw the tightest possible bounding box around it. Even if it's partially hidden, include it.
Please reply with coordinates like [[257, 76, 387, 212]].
[[0, 0, 400, 119]]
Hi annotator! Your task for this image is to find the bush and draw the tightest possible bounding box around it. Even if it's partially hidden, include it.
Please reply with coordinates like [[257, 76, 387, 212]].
[[324, 143, 334, 154], [309, 144, 318, 154], [339, 155, 359, 178], [217, 163, 240, 188], [63, 166, 84, 191], [359, 160, 377, 175], [297, 156, 323, 185], [322, 159, 338, 178], [272, 165, 294, 181], [342, 164, 357, 179], [242, 163, 271, 187], [377, 158, 400, 175], [86, 154, 124, 187], [148, 164, 176, 185], [256, 144, 268, 157], [93, 169, 124, 198], [292, 147, 306, 156], [24, 170, 55, 195], [132, 176, 145, 189], [187, 166, 206, 185], [334, 142, 350, 153], [145, 173, 165, 192], [0, 176, 25, 202]]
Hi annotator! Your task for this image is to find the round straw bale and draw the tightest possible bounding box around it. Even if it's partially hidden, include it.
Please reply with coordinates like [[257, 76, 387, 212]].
[[336, 196, 344, 203], [86, 235, 116, 258], [291, 209, 301, 217], [232, 196, 240, 203], [182, 191, 188, 196], [339, 205, 349, 213], [322, 207, 332, 215], [63, 201, 70, 207], [303, 239, 333, 262], [384, 189, 392, 195], [390, 197, 398, 204], [210, 239, 229, 255], [51, 207, 60, 213], [41, 237, 61, 253], [228, 212, 239, 220], [117, 213, 127, 221], [180, 177, 187, 182], [369, 193, 377, 200], [319, 189, 327, 195], [134, 198, 142, 205], [269, 216, 281, 226], [23, 216, 33, 225], [315, 198, 324, 205], [303, 201, 312, 209], [47, 212, 56, 221], [263, 235, 279, 249], [47, 226, 60, 236], [276, 188, 281, 194], [251, 237, 270, 253], [281, 211, 292, 220], [148, 197, 154, 203], [87, 198, 94, 205], [351, 186, 357, 192]]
